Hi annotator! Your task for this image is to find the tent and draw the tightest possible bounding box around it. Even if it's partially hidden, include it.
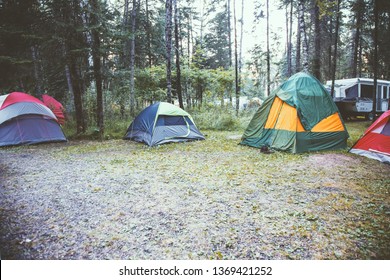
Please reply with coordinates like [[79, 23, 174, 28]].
[[350, 110, 390, 163], [124, 102, 205, 146], [42, 94, 66, 125], [240, 72, 349, 153], [0, 92, 67, 147]]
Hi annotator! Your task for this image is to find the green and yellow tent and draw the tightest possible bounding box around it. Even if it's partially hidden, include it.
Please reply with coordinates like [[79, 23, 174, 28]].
[[241, 72, 349, 153]]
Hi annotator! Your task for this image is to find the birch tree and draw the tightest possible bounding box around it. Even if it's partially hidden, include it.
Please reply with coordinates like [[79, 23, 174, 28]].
[[129, 0, 137, 115], [165, 0, 173, 103], [266, 0, 270, 95], [174, 0, 184, 108], [233, 0, 239, 114]]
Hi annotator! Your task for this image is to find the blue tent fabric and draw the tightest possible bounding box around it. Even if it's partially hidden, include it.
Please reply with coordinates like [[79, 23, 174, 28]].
[[124, 102, 205, 146], [0, 92, 67, 147], [0, 115, 66, 147], [128, 102, 159, 137]]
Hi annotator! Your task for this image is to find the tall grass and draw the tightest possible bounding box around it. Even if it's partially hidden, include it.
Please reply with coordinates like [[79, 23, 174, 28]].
[[189, 105, 256, 131], [345, 120, 371, 147]]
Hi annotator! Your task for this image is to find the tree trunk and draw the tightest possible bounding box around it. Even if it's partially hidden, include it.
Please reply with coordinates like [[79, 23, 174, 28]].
[[351, 27, 360, 78], [130, 0, 137, 115], [287, 0, 293, 76], [174, 0, 183, 109], [330, 0, 341, 98], [233, 0, 239, 114], [266, 0, 270, 96], [239, 0, 244, 84], [69, 61, 85, 133], [227, 0, 233, 103], [298, 0, 309, 72], [31, 45, 43, 97], [227, 0, 232, 69], [123, 0, 129, 68], [351, 0, 364, 77], [90, 0, 104, 141], [313, 1, 321, 80], [296, 10, 301, 72], [357, 37, 363, 77], [236, 0, 244, 111], [64, 64, 74, 112], [145, 0, 152, 68], [186, 2, 191, 108], [372, 0, 378, 120], [165, 0, 173, 103], [327, 15, 333, 80], [285, 5, 289, 71]]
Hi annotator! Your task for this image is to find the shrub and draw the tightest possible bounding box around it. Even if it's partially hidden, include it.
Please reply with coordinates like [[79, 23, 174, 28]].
[[189, 104, 254, 131]]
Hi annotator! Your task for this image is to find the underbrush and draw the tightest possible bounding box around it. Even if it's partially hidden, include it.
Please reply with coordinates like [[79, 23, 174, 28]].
[[61, 113, 130, 140], [61, 105, 370, 146], [188, 105, 255, 131], [62, 105, 257, 140]]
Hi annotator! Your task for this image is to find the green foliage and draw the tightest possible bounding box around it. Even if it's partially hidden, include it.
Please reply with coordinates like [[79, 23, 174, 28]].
[[62, 115, 129, 141], [210, 68, 234, 101], [190, 105, 240, 131], [135, 66, 167, 103], [102, 118, 129, 140], [188, 104, 254, 131], [203, 10, 231, 69], [317, 0, 338, 19]]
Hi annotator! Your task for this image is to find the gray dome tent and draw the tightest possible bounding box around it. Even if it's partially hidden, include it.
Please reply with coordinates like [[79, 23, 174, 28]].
[[124, 102, 205, 146]]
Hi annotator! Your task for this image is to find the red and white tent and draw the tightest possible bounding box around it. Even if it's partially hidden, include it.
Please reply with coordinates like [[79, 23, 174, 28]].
[[350, 110, 390, 163], [42, 94, 65, 125], [0, 92, 66, 147]]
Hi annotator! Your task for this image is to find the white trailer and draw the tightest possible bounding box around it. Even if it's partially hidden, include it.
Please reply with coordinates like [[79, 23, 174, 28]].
[[325, 78, 390, 120]]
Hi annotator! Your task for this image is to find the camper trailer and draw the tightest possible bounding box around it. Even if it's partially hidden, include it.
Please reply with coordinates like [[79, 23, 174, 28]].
[[325, 78, 390, 120]]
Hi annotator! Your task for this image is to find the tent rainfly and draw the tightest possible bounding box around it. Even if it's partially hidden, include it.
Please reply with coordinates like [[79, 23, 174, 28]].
[[241, 72, 349, 153], [350, 110, 390, 163], [124, 102, 205, 146], [0, 92, 67, 147]]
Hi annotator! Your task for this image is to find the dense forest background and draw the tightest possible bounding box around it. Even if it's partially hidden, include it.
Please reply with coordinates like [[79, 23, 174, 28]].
[[1, 0, 389, 138]]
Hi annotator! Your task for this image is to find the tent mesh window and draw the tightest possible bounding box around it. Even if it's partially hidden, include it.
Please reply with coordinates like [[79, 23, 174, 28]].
[[156, 116, 188, 126]]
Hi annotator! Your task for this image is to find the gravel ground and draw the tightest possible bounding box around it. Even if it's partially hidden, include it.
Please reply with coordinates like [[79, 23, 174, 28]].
[[1, 132, 389, 260]]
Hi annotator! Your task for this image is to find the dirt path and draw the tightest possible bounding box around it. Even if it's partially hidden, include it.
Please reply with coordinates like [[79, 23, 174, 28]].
[[1, 134, 389, 259]]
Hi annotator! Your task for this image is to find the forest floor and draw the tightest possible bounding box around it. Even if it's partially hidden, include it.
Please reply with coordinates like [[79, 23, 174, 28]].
[[0, 129, 389, 260]]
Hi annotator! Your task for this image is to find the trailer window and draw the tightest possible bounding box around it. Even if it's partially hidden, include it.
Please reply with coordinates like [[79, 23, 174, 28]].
[[361, 84, 374, 98], [345, 84, 358, 98]]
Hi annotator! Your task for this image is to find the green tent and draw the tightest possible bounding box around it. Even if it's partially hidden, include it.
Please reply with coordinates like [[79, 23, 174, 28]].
[[241, 72, 349, 153]]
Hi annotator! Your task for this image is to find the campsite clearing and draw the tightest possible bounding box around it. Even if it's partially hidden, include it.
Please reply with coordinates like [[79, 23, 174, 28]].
[[0, 126, 389, 260]]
